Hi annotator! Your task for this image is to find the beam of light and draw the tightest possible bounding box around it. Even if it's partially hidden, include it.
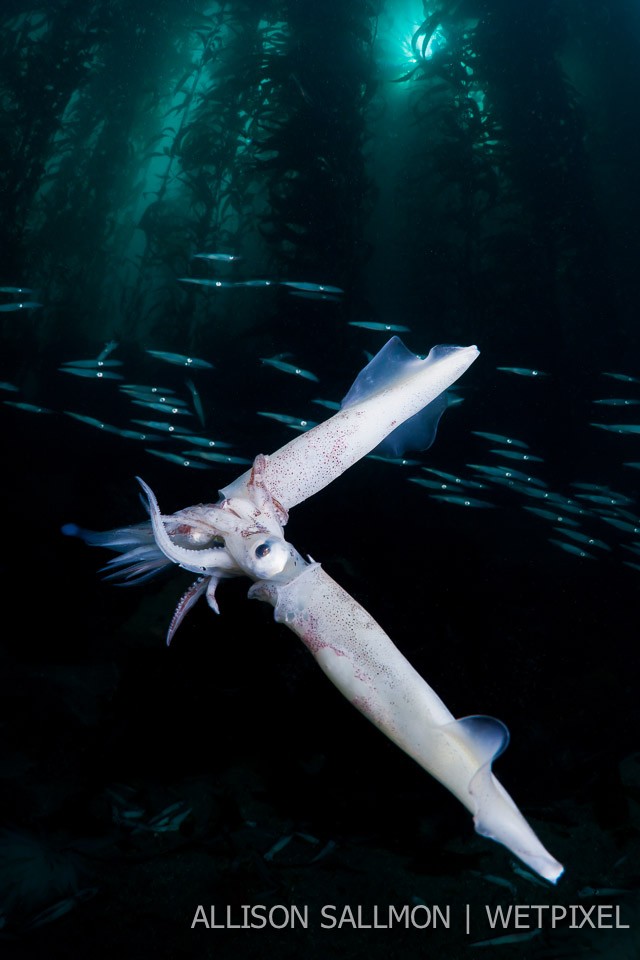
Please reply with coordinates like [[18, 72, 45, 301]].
[[404, 22, 447, 64]]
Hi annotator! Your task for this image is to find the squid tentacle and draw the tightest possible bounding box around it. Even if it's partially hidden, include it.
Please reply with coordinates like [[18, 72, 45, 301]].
[[136, 477, 239, 575]]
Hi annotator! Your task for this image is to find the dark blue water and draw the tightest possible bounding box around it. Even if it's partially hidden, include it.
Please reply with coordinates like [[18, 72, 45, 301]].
[[1, 2, 640, 957]]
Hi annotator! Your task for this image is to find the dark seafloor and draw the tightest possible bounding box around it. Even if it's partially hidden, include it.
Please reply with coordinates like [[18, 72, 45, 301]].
[[1, 1, 640, 958]]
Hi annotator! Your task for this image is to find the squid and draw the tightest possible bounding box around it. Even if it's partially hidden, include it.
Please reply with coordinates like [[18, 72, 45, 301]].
[[72, 336, 564, 884]]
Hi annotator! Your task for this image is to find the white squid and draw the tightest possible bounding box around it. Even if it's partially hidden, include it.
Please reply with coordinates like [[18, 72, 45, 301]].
[[74, 337, 563, 884]]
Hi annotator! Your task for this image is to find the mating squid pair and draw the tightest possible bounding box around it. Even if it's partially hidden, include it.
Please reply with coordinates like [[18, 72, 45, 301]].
[[71, 336, 563, 884]]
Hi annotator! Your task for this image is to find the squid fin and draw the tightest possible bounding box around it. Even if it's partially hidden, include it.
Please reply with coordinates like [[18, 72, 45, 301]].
[[341, 337, 455, 455]]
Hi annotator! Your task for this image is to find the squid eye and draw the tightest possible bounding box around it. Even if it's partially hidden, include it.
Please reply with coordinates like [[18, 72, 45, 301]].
[[248, 537, 289, 579]]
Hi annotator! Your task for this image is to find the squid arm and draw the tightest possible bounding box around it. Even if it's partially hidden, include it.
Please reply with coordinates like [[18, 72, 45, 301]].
[[74, 336, 564, 883]]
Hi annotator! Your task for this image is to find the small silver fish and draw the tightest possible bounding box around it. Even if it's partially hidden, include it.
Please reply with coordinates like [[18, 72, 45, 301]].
[[467, 464, 548, 487], [542, 494, 590, 516], [124, 390, 188, 407], [522, 506, 581, 526], [552, 527, 611, 551], [97, 340, 119, 362], [260, 357, 319, 382], [60, 359, 123, 368], [312, 397, 341, 411], [4, 400, 53, 413], [496, 366, 548, 377], [144, 802, 192, 832], [430, 494, 495, 508], [549, 537, 595, 559], [146, 350, 214, 369], [131, 400, 192, 415], [280, 281, 344, 294], [0, 381, 19, 392], [285, 420, 318, 432], [309, 839, 337, 863], [410, 478, 463, 491], [264, 834, 293, 861], [0, 300, 42, 312], [489, 449, 544, 462], [186, 378, 206, 427], [132, 419, 194, 433], [349, 321, 411, 332], [65, 412, 122, 433], [575, 493, 633, 506], [591, 423, 640, 435], [472, 431, 529, 449], [257, 411, 314, 428], [116, 428, 166, 441], [605, 506, 640, 522], [173, 434, 232, 449], [602, 371, 640, 383], [599, 515, 640, 534], [59, 367, 123, 380], [144, 449, 210, 469], [571, 481, 614, 492], [184, 450, 252, 465], [592, 398, 640, 406], [191, 252, 242, 262], [27, 887, 99, 929], [421, 468, 486, 489], [178, 277, 235, 288], [501, 480, 552, 500], [367, 455, 421, 466], [121, 384, 176, 395]]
